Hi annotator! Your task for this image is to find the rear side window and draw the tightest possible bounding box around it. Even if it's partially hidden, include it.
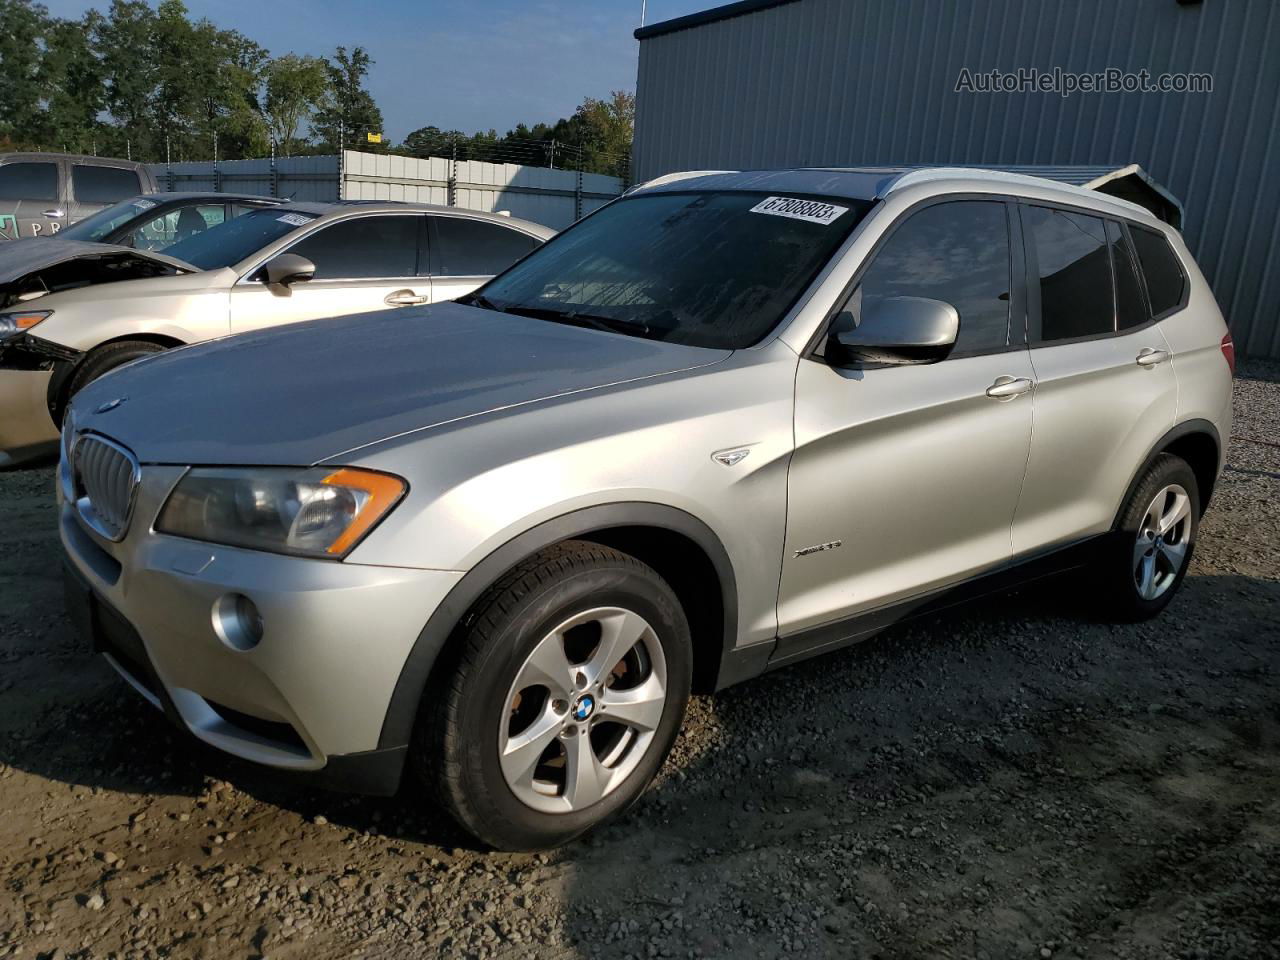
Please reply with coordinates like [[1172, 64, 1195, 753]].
[[432, 217, 539, 276], [1130, 226, 1187, 318], [286, 215, 420, 279], [844, 200, 1012, 355], [1108, 221, 1147, 331], [1025, 206, 1113, 342], [73, 165, 143, 204], [0, 162, 59, 201]]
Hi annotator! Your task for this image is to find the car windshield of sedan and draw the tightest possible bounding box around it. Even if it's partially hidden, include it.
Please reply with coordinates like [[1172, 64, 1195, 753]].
[[59, 196, 160, 242], [163, 207, 319, 270], [469, 191, 872, 349]]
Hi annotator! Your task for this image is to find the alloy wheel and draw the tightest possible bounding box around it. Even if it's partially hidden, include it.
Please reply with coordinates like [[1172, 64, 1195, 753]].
[[1133, 482, 1192, 601], [498, 606, 668, 814]]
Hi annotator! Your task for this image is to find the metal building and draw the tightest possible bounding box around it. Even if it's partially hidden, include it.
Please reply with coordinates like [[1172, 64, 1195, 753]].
[[633, 0, 1280, 358]]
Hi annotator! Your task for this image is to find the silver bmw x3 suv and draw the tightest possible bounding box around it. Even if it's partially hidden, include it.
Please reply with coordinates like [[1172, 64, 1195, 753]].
[[59, 168, 1234, 849]]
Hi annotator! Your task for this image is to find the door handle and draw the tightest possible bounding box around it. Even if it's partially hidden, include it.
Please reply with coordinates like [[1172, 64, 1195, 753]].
[[384, 289, 429, 306], [43, 208, 65, 218], [1135, 347, 1170, 366], [985, 376, 1034, 400]]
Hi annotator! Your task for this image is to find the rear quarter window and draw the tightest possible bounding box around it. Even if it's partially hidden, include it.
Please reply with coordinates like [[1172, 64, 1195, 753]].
[[1129, 226, 1187, 319], [73, 165, 144, 204]]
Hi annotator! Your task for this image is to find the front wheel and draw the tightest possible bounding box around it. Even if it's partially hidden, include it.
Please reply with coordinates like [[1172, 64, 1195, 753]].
[[416, 541, 692, 850], [1098, 453, 1200, 621]]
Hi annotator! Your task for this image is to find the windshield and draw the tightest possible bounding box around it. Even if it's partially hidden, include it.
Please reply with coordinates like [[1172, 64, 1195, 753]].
[[164, 207, 319, 270], [471, 191, 870, 349], [60, 196, 161, 242]]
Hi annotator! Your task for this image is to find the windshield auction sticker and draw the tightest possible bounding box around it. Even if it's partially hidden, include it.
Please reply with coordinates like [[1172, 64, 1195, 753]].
[[749, 196, 848, 225], [276, 212, 316, 227]]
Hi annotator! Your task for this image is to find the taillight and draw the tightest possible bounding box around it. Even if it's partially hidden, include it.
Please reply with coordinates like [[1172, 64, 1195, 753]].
[[1221, 332, 1236, 375]]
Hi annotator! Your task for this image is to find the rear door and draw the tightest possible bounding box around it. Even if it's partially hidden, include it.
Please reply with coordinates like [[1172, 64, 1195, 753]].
[[69, 162, 146, 224], [0, 159, 64, 240], [229, 213, 428, 333], [1011, 204, 1177, 555], [428, 215, 543, 301]]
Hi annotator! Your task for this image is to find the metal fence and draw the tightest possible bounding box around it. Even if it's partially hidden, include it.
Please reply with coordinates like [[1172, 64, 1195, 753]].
[[147, 150, 626, 229]]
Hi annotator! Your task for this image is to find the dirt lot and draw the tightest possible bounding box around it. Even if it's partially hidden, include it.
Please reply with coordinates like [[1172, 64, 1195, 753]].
[[1, 363, 1277, 960]]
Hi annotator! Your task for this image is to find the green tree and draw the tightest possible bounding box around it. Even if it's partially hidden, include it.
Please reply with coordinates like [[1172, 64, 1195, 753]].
[[93, 0, 158, 158], [37, 11, 106, 153], [0, 0, 49, 148], [311, 46, 385, 153], [265, 54, 327, 155]]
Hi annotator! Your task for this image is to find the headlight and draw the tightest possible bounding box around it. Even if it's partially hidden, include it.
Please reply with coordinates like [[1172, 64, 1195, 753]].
[[0, 309, 53, 339], [156, 466, 407, 559]]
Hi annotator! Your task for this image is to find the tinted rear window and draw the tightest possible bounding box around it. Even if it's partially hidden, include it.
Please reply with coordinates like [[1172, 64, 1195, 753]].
[[73, 165, 143, 204], [1130, 226, 1187, 318], [432, 217, 539, 276], [1026, 206, 1114, 342], [0, 162, 58, 201]]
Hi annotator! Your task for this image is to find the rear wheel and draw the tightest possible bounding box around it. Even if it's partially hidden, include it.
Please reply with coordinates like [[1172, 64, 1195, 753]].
[[416, 541, 692, 850], [1098, 453, 1199, 621]]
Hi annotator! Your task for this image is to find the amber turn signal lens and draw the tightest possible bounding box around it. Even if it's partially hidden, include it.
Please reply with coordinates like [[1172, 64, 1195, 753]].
[[322, 468, 407, 556]]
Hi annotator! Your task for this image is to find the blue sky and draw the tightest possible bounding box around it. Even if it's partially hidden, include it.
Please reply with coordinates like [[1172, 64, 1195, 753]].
[[41, 0, 712, 141]]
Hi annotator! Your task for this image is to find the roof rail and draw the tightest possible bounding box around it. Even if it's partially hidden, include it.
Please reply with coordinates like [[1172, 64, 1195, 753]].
[[627, 170, 739, 194], [883, 166, 1154, 218]]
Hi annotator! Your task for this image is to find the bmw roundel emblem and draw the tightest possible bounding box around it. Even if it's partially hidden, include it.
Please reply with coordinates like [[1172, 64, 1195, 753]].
[[572, 694, 595, 722]]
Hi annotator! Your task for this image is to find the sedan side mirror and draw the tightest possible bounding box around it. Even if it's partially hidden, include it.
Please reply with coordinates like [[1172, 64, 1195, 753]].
[[261, 253, 316, 287], [828, 295, 959, 366]]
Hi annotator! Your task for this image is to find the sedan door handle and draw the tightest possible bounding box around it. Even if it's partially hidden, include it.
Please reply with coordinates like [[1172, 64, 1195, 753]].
[[42, 208, 65, 218], [1135, 347, 1171, 366], [384, 289, 429, 306], [986, 376, 1034, 400]]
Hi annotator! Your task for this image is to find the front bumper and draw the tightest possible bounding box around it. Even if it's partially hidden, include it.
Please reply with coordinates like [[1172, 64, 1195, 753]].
[[58, 459, 463, 793], [0, 369, 58, 466]]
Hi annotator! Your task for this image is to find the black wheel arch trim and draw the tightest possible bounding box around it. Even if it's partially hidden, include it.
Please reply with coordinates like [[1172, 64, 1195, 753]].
[[1113, 418, 1222, 527], [376, 501, 738, 751]]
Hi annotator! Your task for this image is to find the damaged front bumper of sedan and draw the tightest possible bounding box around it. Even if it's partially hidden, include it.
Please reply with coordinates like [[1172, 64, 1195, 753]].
[[0, 333, 82, 466]]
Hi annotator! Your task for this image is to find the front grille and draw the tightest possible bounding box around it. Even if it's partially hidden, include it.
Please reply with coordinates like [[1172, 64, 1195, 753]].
[[73, 434, 140, 541]]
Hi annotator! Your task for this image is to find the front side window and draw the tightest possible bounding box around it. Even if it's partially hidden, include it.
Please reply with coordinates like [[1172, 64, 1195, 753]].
[[0, 162, 58, 202], [1130, 225, 1187, 319], [1026, 206, 1114, 342], [125, 203, 227, 251], [432, 217, 539, 276], [286, 215, 420, 279], [164, 208, 320, 270], [72, 165, 142, 204], [836, 200, 1012, 356], [476, 191, 870, 349]]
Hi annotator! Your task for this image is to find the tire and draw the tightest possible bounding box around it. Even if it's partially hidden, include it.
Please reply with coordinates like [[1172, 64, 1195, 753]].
[[65, 340, 166, 403], [415, 540, 692, 850], [1097, 453, 1200, 622]]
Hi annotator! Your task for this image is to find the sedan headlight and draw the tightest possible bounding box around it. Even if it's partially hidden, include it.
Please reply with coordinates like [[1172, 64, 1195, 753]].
[[0, 309, 52, 339], [156, 467, 407, 559]]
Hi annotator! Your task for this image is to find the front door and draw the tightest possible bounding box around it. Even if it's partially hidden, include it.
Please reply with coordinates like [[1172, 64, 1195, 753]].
[[229, 214, 430, 334], [779, 198, 1035, 639]]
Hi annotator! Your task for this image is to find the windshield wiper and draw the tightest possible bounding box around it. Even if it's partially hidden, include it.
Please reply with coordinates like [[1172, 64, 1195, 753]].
[[503, 305, 653, 338], [458, 292, 506, 313]]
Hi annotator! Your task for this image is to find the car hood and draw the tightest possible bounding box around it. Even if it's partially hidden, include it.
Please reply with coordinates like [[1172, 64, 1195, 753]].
[[72, 301, 731, 465], [0, 239, 194, 283], [0, 239, 196, 309]]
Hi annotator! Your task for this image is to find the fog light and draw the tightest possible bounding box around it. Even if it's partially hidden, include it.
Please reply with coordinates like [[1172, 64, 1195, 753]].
[[212, 593, 264, 651]]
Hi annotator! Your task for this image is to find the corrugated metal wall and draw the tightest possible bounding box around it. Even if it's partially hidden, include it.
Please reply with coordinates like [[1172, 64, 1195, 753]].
[[634, 0, 1280, 358], [149, 151, 625, 229]]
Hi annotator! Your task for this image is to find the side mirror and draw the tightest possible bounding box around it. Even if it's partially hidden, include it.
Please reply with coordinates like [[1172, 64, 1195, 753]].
[[828, 295, 959, 366], [261, 253, 315, 287]]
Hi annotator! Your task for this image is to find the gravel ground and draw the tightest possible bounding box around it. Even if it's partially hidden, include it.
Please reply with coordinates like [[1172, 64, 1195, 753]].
[[1, 363, 1277, 960]]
